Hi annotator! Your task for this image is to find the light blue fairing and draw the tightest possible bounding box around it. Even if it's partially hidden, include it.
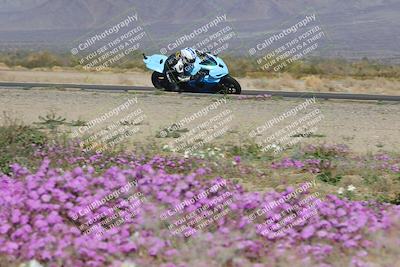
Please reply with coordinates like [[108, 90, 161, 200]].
[[189, 54, 229, 84], [143, 54, 168, 73], [207, 55, 229, 83]]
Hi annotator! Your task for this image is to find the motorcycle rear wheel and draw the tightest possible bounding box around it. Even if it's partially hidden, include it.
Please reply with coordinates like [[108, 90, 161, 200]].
[[151, 71, 168, 90]]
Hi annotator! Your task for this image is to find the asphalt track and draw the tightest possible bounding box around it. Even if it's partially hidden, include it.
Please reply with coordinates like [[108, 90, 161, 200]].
[[1, 81, 400, 102]]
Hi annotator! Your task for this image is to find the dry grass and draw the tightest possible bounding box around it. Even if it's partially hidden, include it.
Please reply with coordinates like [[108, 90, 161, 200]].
[[245, 74, 400, 94], [303, 75, 325, 90]]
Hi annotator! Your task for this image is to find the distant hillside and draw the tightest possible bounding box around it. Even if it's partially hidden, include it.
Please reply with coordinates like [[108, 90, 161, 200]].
[[0, 0, 399, 61]]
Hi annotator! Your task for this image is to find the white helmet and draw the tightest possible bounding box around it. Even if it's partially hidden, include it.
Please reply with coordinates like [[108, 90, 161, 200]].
[[180, 47, 196, 64]]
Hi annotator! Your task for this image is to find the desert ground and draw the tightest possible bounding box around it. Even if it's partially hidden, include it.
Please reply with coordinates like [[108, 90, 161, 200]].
[[1, 88, 399, 154]]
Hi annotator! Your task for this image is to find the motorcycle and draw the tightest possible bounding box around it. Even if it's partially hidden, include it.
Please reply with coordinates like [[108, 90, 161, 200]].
[[143, 52, 241, 94]]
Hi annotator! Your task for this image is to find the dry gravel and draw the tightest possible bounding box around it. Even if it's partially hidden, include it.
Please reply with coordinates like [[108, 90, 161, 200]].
[[0, 88, 399, 154]]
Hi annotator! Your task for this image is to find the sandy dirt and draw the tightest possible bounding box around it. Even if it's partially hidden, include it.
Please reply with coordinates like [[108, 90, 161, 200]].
[[1, 68, 400, 95], [0, 88, 399, 154]]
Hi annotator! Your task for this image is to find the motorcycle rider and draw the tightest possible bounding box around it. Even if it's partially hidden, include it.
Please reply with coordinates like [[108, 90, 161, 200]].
[[166, 47, 207, 92]]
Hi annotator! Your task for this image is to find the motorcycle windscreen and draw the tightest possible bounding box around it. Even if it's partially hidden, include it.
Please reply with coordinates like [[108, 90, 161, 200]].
[[143, 55, 168, 73]]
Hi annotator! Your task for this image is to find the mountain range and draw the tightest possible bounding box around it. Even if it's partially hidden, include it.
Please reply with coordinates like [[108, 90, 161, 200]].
[[0, 0, 399, 61]]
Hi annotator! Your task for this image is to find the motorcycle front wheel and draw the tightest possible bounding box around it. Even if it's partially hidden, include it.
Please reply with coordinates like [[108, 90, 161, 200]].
[[219, 75, 242, 94]]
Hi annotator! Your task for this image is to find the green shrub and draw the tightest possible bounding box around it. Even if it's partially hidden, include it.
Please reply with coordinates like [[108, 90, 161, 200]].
[[0, 115, 46, 174]]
